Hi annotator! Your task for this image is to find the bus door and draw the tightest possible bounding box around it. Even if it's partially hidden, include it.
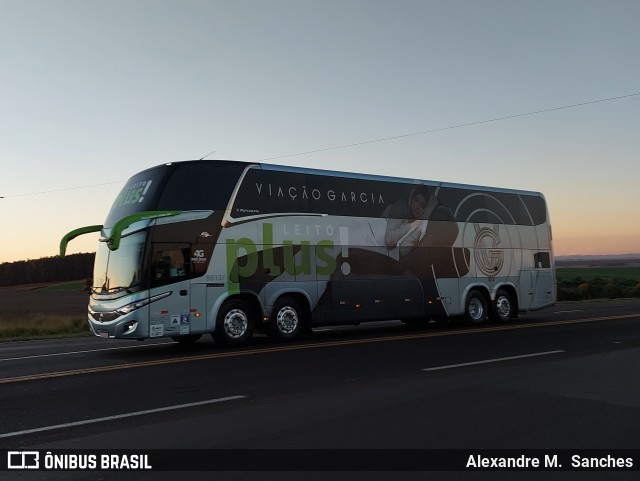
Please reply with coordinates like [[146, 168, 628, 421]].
[[532, 251, 555, 308], [148, 243, 195, 338], [518, 252, 555, 310]]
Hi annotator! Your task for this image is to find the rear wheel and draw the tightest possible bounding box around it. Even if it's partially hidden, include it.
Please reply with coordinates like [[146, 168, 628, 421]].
[[491, 289, 514, 322], [464, 290, 487, 325], [269, 296, 306, 341], [213, 299, 255, 346]]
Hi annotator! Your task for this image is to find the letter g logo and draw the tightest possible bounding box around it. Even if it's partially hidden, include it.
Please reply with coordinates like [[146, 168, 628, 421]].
[[474, 225, 504, 276]]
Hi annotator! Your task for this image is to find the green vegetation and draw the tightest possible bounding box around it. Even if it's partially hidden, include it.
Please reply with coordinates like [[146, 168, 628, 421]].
[[0, 314, 89, 341], [38, 280, 88, 292], [0, 284, 90, 341], [0, 252, 94, 287], [556, 267, 640, 301]]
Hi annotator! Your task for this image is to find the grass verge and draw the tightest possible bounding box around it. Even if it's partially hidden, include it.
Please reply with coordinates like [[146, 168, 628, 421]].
[[0, 314, 90, 341]]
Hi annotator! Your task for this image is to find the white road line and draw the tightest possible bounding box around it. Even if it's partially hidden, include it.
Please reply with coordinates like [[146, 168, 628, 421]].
[[422, 350, 565, 371], [0, 342, 174, 362], [0, 395, 246, 439]]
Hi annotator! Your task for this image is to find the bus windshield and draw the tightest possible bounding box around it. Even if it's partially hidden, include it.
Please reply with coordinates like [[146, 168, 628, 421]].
[[93, 231, 146, 294]]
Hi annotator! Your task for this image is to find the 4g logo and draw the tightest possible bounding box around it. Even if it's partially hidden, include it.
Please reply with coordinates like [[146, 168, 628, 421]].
[[191, 249, 207, 264]]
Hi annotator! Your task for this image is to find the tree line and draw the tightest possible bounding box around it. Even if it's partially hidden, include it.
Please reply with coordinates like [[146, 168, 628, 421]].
[[0, 253, 95, 287], [557, 276, 640, 301]]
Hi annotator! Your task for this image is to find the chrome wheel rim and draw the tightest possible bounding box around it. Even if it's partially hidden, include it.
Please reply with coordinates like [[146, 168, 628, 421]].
[[276, 306, 299, 335], [468, 297, 484, 321], [495, 296, 511, 319], [223, 308, 248, 339]]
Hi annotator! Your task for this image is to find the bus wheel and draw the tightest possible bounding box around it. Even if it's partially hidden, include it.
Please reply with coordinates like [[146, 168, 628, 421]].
[[171, 334, 202, 344], [269, 296, 305, 341], [492, 289, 513, 322], [214, 300, 254, 346], [464, 290, 487, 325]]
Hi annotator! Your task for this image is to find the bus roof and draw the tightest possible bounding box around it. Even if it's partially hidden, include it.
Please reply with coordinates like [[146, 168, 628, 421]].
[[157, 159, 546, 198]]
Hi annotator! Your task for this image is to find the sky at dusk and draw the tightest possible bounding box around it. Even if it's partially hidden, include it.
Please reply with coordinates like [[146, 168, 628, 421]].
[[1, 0, 639, 263]]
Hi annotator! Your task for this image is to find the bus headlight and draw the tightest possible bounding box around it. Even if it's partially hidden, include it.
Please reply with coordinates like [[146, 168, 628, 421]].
[[116, 301, 145, 315], [116, 291, 172, 316]]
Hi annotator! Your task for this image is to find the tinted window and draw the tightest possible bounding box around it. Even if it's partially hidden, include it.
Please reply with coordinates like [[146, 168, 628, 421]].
[[149, 243, 191, 287], [104, 161, 248, 227], [231, 168, 547, 225], [104, 166, 170, 227], [157, 163, 246, 212], [437, 188, 547, 225]]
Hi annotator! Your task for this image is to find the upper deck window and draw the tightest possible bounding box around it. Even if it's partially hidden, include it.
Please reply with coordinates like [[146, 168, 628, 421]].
[[230, 168, 547, 226], [104, 161, 247, 227], [156, 163, 246, 212], [104, 166, 169, 228]]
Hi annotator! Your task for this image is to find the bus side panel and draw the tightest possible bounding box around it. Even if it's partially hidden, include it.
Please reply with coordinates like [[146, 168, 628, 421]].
[[260, 241, 319, 321], [148, 278, 191, 339], [188, 283, 208, 334], [215, 212, 554, 325], [323, 245, 425, 323], [454, 221, 535, 314]]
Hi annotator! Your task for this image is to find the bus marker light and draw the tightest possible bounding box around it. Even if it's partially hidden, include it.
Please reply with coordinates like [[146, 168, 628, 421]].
[[123, 321, 138, 334]]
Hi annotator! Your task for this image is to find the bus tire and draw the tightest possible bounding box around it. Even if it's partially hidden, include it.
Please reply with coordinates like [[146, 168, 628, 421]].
[[464, 290, 487, 325], [269, 296, 305, 341], [491, 289, 514, 322], [213, 299, 255, 346]]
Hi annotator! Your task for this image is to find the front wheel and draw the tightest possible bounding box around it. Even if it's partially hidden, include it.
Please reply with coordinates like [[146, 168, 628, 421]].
[[464, 290, 487, 325], [213, 299, 255, 346]]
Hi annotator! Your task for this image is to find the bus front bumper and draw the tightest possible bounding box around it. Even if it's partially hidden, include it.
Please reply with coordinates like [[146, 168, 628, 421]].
[[88, 311, 147, 339]]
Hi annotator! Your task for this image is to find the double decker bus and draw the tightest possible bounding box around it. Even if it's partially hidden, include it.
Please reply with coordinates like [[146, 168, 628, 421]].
[[61, 160, 555, 346]]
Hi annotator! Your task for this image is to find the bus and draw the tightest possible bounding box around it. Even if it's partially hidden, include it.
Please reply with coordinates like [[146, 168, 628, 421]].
[[60, 159, 556, 346]]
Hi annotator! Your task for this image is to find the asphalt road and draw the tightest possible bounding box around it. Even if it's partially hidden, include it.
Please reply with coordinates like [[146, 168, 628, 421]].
[[2, 299, 640, 480]]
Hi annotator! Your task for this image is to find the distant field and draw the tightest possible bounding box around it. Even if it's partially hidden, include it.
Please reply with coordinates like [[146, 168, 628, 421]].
[[556, 266, 640, 301], [557, 266, 640, 282], [38, 280, 87, 291], [0, 282, 89, 340]]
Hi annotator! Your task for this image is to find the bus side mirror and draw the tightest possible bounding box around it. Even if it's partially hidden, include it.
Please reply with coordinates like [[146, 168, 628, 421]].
[[59, 225, 103, 257]]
